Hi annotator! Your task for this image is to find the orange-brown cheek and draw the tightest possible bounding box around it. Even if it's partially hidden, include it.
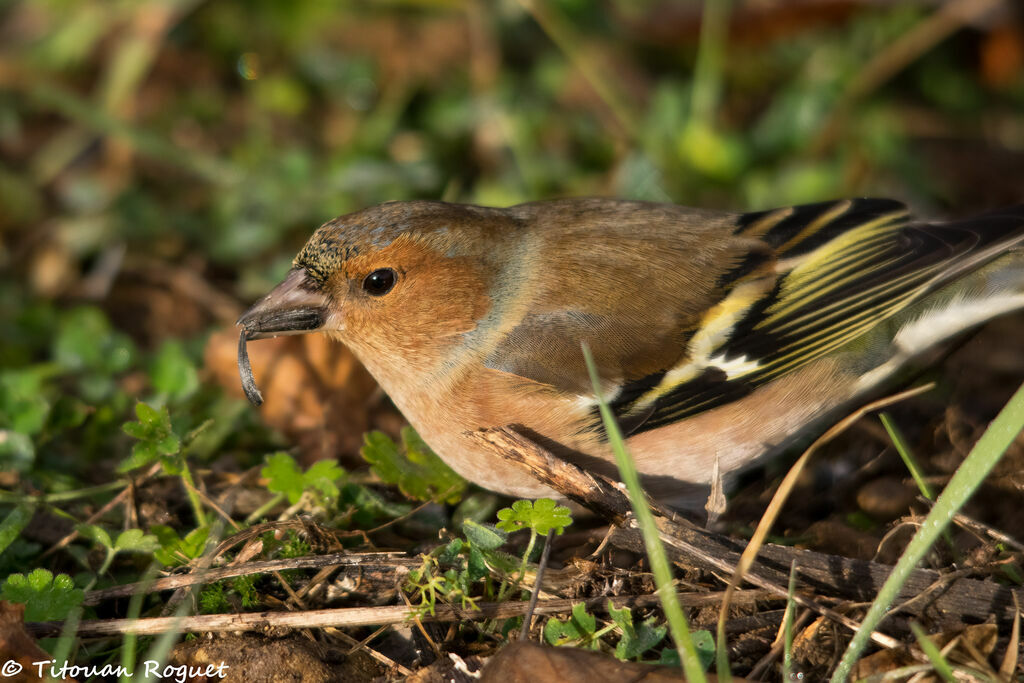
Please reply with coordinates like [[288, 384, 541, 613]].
[[348, 272, 487, 359], [406, 258, 492, 336]]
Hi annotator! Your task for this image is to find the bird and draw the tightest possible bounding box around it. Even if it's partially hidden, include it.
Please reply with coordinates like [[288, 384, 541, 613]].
[[237, 197, 1024, 509]]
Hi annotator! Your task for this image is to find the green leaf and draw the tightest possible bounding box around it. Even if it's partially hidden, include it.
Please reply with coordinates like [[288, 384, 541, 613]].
[[52, 307, 112, 371], [120, 402, 181, 470], [678, 121, 748, 182], [45, 396, 89, 432], [691, 630, 716, 670], [77, 524, 113, 549], [303, 460, 344, 501], [52, 307, 133, 375], [113, 529, 160, 553], [122, 441, 156, 470], [0, 369, 52, 436], [135, 401, 161, 426], [262, 452, 306, 504], [156, 433, 181, 455], [657, 630, 714, 670], [466, 546, 487, 582], [610, 600, 667, 660], [150, 340, 199, 401], [496, 498, 573, 536], [0, 503, 35, 555], [261, 452, 344, 505], [544, 602, 600, 649], [439, 538, 464, 564], [461, 519, 507, 551], [338, 482, 411, 528], [122, 421, 148, 439], [0, 430, 35, 473], [152, 525, 210, 566], [361, 427, 466, 504], [1, 568, 85, 621]]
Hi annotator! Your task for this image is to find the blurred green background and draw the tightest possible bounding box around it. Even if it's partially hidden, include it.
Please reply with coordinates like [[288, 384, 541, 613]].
[[1, 0, 1023, 478]]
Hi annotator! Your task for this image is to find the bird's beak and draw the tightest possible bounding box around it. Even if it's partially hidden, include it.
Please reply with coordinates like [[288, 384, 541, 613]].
[[236, 268, 328, 406], [236, 267, 327, 340]]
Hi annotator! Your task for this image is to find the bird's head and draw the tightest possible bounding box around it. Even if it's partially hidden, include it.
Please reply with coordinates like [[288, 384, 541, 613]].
[[237, 201, 521, 390]]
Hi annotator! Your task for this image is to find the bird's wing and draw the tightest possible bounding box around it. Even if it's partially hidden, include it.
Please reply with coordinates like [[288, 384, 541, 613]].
[[612, 198, 1024, 434], [485, 198, 1024, 435]]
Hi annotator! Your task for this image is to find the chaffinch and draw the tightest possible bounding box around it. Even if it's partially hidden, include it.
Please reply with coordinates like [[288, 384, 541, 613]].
[[237, 198, 1024, 508]]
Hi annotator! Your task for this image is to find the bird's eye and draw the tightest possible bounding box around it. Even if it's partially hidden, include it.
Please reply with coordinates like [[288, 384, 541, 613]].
[[362, 268, 397, 296]]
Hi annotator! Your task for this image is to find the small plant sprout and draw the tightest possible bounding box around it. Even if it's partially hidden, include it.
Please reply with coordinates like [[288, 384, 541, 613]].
[[495, 499, 572, 600]]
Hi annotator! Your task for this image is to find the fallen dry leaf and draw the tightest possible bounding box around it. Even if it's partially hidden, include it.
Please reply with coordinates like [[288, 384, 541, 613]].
[[479, 641, 736, 683], [0, 601, 74, 683], [852, 622, 1000, 680], [205, 327, 381, 466]]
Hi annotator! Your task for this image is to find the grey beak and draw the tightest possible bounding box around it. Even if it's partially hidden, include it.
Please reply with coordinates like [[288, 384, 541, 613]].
[[236, 268, 328, 406], [237, 268, 327, 339]]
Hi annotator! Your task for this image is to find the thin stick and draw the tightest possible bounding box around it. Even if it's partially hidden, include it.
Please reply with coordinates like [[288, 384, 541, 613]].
[[329, 627, 414, 677], [83, 552, 414, 605], [519, 530, 555, 640], [30, 590, 771, 638], [41, 462, 163, 558]]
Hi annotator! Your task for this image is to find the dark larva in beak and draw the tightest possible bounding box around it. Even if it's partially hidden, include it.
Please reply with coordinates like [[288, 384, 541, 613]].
[[238, 328, 264, 406]]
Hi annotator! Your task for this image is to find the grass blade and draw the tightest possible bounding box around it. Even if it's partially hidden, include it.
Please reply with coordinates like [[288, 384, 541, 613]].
[[581, 343, 708, 682], [831, 379, 1024, 682], [910, 621, 956, 683], [879, 412, 934, 500]]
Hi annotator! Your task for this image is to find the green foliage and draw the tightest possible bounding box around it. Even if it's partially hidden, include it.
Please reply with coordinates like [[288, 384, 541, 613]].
[[151, 525, 210, 567], [495, 498, 572, 537], [406, 522, 508, 616], [0, 368, 56, 437], [659, 630, 715, 670], [261, 451, 344, 505], [543, 601, 712, 666], [405, 502, 576, 618], [279, 530, 313, 559], [53, 308, 134, 376], [461, 519, 508, 551], [120, 402, 181, 470], [232, 574, 260, 608], [608, 601, 668, 660], [544, 602, 601, 650], [337, 481, 412, 529], [198, 582, 230, 614], [406, 551, 480, 616], [361, 427, 466, 504], [0, 304, 141, 472], [0, 428, 35, 472], [149, 340, 200, 403], [198, 575, 261, 613], [1, 569, 85, 622], [0, 503, 35, 555], [78, 525, 160, 555]]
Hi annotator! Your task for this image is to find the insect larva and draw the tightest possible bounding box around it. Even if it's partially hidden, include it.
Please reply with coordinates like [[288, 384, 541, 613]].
[[237, 329, 264, 406]]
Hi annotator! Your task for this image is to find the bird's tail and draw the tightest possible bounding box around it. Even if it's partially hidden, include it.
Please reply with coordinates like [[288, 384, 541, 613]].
[[921, 204, 1024, 290], [887, 204, 1024, 356]]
